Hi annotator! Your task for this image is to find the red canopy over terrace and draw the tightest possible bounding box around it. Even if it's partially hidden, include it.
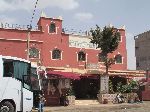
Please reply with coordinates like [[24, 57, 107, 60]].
[[46, 71, 80, 80], [80, 74, 99, 79]]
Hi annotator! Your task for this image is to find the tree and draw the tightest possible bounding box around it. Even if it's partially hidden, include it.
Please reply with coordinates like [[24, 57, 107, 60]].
[[109, 80, 114, 94], [116, 80, 138, 93], [90, 25, 120, 93], [90, 25, 120, 75]]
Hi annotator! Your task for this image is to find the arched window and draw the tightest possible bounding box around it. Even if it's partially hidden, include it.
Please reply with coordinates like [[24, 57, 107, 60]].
[[78, 51, 86, 61], [98, 53, 105, 62], [29, 47, 39, 58], [49, 23, 56, 33], [52, 49, 61, 59], [115, 54, 122, 64]]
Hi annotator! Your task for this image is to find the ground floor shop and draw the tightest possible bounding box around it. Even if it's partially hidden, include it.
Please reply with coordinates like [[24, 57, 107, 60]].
[[39, 69, 145, 106]]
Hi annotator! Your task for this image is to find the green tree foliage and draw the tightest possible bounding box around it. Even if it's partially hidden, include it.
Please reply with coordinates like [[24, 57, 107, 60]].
[[116, 80, 138, 93], [116, 82, 123, 93], [67, 87, 75, 96], [90, 25, 120, 74], [109, 80, 114, 94]]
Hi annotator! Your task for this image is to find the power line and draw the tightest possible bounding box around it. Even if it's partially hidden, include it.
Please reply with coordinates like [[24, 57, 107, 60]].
[[29, 0, 39, 30]]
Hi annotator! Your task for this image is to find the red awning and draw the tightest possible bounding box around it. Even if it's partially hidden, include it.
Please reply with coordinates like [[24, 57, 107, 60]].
[[80, 74, 99, 79], [46, 71, 80, 80]]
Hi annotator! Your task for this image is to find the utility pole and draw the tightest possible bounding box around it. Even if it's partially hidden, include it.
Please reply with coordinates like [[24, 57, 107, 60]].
[[27, 0, 39, 60], [27, 26, 31, 60]]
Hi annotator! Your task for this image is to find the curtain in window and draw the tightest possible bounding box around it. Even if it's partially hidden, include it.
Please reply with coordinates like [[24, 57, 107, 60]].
[[13, 61, 28, 80]]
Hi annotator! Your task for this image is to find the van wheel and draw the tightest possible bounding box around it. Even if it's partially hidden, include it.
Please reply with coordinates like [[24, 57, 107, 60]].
[[0, 101, 15, 112]]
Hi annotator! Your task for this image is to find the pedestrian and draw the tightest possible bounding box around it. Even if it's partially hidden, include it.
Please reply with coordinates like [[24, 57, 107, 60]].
[[60, 93, 69, 106], [38, 93, 45, 112], [137, 83, 144, 103]]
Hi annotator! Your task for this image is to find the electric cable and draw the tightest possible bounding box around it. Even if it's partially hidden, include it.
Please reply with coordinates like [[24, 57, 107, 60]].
[[28, 0, 39, 30]]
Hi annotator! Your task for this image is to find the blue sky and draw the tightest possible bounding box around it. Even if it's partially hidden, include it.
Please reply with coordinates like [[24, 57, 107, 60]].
[[1, 0, 150, 70]]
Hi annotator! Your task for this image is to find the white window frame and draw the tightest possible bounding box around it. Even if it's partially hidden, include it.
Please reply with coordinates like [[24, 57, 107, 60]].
[[50, 49, 62, 60], [29, 47, 40, 59], [114, 54, 123, 64]]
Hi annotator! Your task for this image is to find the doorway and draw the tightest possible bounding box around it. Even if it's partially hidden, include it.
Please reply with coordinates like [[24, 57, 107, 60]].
[[73, 76, 99, 99]]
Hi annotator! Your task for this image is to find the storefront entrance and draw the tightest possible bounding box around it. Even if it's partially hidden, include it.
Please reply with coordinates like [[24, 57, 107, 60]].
[[73, 76, 100, 99]]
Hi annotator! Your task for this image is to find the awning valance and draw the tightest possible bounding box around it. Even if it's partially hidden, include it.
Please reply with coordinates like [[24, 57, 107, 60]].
[[46, 71, 80, 80]]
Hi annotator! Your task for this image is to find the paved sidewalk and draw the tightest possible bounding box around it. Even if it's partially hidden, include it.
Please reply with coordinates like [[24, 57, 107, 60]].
[[40, 101, 150, 112]]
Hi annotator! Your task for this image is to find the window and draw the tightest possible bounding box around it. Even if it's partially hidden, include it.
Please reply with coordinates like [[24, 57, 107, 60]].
[[78, 51, 86, 61], [49, 23, 56, 33], [29, 47, 39, 58], [98, 53, 105, 62], [3, 59, 32, 90], [52, 49, 61, 59], [3, 59, 30, 80], [115, 54, 122, 64]]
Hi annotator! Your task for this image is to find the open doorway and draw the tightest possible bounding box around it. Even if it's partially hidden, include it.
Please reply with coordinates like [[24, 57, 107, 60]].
[[72, 76, 99, 99]]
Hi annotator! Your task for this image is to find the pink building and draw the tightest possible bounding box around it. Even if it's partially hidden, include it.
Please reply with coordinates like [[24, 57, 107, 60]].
[[0, 16, 127, 70], [0, 15, 133, 105]]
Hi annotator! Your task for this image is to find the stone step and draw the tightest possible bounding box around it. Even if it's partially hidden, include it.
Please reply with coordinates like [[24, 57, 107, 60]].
[[75, 100, 99, 105]]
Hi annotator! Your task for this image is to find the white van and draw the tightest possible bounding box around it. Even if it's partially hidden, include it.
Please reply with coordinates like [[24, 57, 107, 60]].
[[0, 55, 39, 112]]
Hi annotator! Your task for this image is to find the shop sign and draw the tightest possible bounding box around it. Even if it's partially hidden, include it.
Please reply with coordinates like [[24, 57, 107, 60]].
[[69, 36, 97, 49], [86, 63, 100, 69]]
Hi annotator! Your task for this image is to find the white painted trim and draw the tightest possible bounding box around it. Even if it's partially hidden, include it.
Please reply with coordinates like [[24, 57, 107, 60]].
[[50, 49, 62, 60], [0, 38, 43, 43], [115, 55, 123, 64], [86, 53, 88, 63], [98, 62, 105, 64], [48, 22, 58, 35], [76, 52, 78, 62], [117, 52, 120, 54], [77, 51, 86, 62], [1, 55, 30, 63], [61, 51, 63, 60], [122, 57, 124, 64], [50, 51, 52, 60], [29, 48, 40, 59]]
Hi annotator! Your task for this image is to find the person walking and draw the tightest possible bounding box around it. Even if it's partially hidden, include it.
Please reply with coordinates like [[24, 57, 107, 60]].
[[137, 83, 144, 103], [38, 94, 45, 112]]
